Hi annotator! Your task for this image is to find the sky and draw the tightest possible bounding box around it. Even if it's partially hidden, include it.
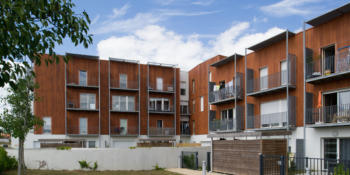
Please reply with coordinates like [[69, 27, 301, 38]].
[[53, 0, 349, 71]]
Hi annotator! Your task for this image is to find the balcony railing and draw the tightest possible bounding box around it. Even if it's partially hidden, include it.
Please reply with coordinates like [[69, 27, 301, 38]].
[[66, 101, 98, 111], [180, 127, 190, 135], [306, 49, 350, 81], [180, 107, 190, 115], [110, 79, 139, 90], [247, 55, 296, 95], [149, 107, 174, 113], [210, 120, 235, 131], [67, 126, 99, 135], [111, 105, 139, 112], [66, 77, 99, 87], [110, 126, 138, 136], [247, 111, 296, 129], [149, 128, 175, 136], [306, 104, 350, 125], [148, 84, 174, 93], [209, 85, 243, 104]]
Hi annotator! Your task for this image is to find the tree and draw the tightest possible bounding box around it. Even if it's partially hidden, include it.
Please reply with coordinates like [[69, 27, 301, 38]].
[[0, 70, 43, 175], [0, 0, 93, 88]]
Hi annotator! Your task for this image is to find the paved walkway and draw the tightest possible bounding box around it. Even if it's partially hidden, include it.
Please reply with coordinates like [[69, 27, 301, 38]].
[[166, 168, 227, 175]]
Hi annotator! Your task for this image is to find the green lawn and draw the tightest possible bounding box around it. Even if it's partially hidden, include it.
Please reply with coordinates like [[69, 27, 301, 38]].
[[4, 170, 180, 175]]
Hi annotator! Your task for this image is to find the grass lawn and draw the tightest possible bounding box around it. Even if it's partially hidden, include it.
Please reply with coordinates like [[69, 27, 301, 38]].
[[4, 170, 180, 175]]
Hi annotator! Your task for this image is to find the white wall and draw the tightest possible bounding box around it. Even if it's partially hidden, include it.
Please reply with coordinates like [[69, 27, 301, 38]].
[[6, 147, 210, 171], [180, 71, 189, 101]]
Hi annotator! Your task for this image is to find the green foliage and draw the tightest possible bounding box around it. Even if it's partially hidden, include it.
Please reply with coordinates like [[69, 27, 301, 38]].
[[183, 154, 196, 170], [0, 147, 17, 174], [128, 146, 136, 149], [78, 160, 98, 171], [153, 163, 164, 171], [0, 0, 93, 89], [0, 71, 43, 140], [56, 146, 71, 150], [334, 164, 350, 175]]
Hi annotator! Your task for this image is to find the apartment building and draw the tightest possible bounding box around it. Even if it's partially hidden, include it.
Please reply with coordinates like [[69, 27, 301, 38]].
[[189, 3, 350, 161], [28, 53, 184, 148]]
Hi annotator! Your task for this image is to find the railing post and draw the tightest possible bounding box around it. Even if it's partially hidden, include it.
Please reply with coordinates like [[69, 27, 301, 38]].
[[280, 155, 285, 175], [260, 154, 264, 175]]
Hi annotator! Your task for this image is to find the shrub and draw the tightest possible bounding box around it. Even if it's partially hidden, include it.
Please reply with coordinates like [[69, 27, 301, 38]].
[[183, 154, 196, 169], [78, 160, 98, 171], [0, 147, 17, 174], [56, 146, 71, 150], [129, 146, 136, 149], [334, 164, 350, 175], [153, 163, 164, 171]]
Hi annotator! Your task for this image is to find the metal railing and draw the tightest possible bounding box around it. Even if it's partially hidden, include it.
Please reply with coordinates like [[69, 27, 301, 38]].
[[180, 127, 190, 135], [306, 49, 350, 79], [148, 83, 174, 92], [110, 79, 139, 89], [149, 128, 175, 136], [111, 104, 139, 112], [306, 104, 350, 124], [66, 100, 98, 110], [66, 77, 99, 87], [209, 120, 235, 131], [180, 106, 190, 115], [67, 126, 99, 135], [248, 55, 296, 94], [149, 106, 174, 113], [110, 126, 138, 135], [209, 85, 243, 103], [250, 111, 295, 129]]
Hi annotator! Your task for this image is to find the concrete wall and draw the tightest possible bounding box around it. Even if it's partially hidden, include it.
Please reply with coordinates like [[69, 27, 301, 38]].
[[6, 147, 210, 171]]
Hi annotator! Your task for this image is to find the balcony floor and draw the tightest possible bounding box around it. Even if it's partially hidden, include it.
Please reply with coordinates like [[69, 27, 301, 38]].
[[149, 111, 174, 114], [110, 110, 139, 113], [148, 90, 175, 94], [306, 70, 350, 84], [67, 84, 99, 89], [110, 87, 139, 91], [307, 122, 350, 128], [246, 126, 294, 131], [110, 134, 138, 137], [66, 134, 99, 137], [247, 85, 295, 97], [210, 96, 241, 105], [66, 108, 99, 112]]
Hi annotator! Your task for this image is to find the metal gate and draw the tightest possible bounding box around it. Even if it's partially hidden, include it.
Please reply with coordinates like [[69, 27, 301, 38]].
[[181, 151, 198, 170], [260, 155, 285, 175]]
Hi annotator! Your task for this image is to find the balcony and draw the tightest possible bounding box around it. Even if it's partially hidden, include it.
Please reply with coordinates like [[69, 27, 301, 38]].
[[66, 101, 99, 112], [110, 126, 138, 136], [66, 77, 99, 89], [110, 105, 139, 113], [306, 104, 350, 127], [148, 84, 175, 94], [110, 79, 139, 91], [247, 111, 296, 130], [149, 128, 175, 136], [149, 107, 174, 114], [67, 126, 99, 136], [247, 54, 296, 96], [209, 106, 243, 132], [306, 49, 350, 84], [209, 73, 243, 105], [180, 122, 190, 136], [180, 106, 190, 115]]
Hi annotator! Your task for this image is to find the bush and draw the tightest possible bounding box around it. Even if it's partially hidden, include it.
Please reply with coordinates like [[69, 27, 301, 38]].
[[183, 154, 196, 169], [334, 164, 350, 175], [78, 160, 98, 171], [56, 146, 71, 150], [0, 147, 17, 174], [153, 163, 164, 171]]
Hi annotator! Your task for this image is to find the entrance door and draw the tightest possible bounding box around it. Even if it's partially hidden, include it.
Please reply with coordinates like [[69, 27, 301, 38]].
[[120, 119, 128, 135], [79, 118, 88, 135]]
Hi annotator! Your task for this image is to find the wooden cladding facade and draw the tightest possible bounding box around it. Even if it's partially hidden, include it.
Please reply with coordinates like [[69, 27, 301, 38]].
[[34, 55, 180, 136], [212, 139, 287, 175]]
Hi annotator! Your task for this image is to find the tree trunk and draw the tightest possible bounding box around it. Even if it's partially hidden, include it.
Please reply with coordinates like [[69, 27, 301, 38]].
[[18, 138, 25, 175]]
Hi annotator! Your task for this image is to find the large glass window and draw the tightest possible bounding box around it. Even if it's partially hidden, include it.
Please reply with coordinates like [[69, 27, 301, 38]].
[[79, 70, 87, 86], [43, 117, 51, 134], [281, 60, 287, 85], [112, 96, 135, 111], [157, 120, 163, 128], [80, 93, 96, 109], [156, 77, 163, 91], [149, 98, 170, 112], [324, 138, 337, 169], [120, 119, 128, 135], [200, 96, 204, 112], [260, 99, 287, 127], [79, 118, 88, 135], [260, 67, 268, 90], [119, 74, 127, 88]]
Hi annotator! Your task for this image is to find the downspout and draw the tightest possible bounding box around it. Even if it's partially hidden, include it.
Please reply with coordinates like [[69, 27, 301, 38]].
[[108, 60, 111, 146], [64, 62, 67, 135], [207, 66, 210, 134], [234, 54, 237, 131], [244, 49, 247, 130], [303, 21, 307, 158], [138, 63, 141, 136], [147, 65, 150, 136], [174, 67, 177, 136], [99, 58, 101, 147], [286, 31, 290, 131]]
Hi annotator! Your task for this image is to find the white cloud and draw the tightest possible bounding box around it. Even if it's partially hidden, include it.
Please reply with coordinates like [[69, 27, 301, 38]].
[[97, 23, 284, 70], [260, 0, 323, 17], [154, 0, 176, 6], [192, 0, 215, 6], [109, 4, 130, 19], [253, 16, 268, 23], [157, 9, 220, 16]]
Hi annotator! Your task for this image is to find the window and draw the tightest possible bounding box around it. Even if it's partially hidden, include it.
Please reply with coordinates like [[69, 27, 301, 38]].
[[192, 100, 195, 113], [180, 105, 188, 114], [192, 80, 195, 93], [43, 117, 51, 134], [79, 118, 88, 135], [260, 99, 287, 127], [192, 120, 195, 135], [209, 71, 212, 82], [322, 45, 335, 75], [323, 138, 350, 170], [88, 141, 96, 148], [322, 90, 350, 123], [281, 61, 287, 85], [221, 108, 235, 130], [200, 96, 204, 112], [112, 96, 135, 111], [156, 77, 163, 91], [80, 93, 96, 109], [157, 120, 163, 128], [260, 67, 268, 90], [149, 98, 170, 112], [181, 89, 186, 95], [79, 70, 87, 86], [120, 119, 128, 135], [119, 74, 127, 88]]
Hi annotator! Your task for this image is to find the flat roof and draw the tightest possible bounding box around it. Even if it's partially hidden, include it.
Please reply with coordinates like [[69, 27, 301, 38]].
[[307, 3, 350, 27], [66, 53, 99, 60], [147, 62, 177, 68], [210, 54, 243, 67], [109, 57, 139, 64], [248, 31, 295, 51], [207, 130, 292, 138]]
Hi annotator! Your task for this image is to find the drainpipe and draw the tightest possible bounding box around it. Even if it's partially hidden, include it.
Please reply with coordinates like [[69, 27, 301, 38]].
[[147, 65, 150, 136], [207, 66, 210, 134], [244, 49, 247, 130], [286, 31, 290, 131], [303, 21, 307, 158], [234, 54, 237, 131]]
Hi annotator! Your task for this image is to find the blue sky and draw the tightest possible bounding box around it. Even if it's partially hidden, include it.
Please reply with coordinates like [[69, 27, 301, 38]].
[[54, 0, 349, 70]]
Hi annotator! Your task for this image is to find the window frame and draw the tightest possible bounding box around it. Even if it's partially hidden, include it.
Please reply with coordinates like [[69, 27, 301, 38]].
[[43, 117, 52, 134], [119, 74, 128, 88], [79, 70, 87, 86]]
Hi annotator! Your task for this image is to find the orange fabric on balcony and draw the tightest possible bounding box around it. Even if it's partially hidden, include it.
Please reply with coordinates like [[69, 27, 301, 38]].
[[317, 91, 322, 108]]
